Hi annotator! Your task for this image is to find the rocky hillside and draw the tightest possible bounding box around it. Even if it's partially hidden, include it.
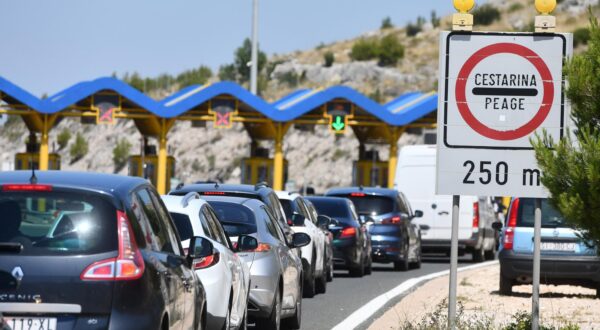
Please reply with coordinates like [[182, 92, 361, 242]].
[[0, 0, 596, 192]]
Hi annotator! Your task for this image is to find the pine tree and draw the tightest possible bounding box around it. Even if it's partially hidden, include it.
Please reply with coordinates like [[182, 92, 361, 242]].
[[533, 12, 600, 248]]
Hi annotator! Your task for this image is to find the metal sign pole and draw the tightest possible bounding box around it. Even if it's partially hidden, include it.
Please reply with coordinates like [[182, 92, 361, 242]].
[[448, 195, 460, 330], [532, 198, 542, 330]]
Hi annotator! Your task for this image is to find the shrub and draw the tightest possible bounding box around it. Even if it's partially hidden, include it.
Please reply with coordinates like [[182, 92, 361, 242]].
[[473, 4, 501, 26], [431, 10, 441, 28], [112, 138, 132, 172], [323, 51, 335, 67], [69, 133, 88, 163], [508, 3, 524, 13], [218, 64, 237, 81], [406, 22, 422, 37], [381, 17, 393, 29], [57, 129, 71, 150], [350, 38, 380, 61], [378, 34, 404, 66], [573, 27, 591, 47]]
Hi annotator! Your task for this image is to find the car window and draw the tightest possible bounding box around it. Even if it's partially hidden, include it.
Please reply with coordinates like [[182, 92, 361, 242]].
[[201, 206, 226, 246], [267, 193, 286, 223], [148, 190, 183, 256], [206, 207, 233, 249], [296, 198, 316, 224], [136, 189, 175, 254], [280, 199, 294, 222], [169, 212, 194, 242], [0, 190, 117, 256], [200, 207, 217, 240], [397, 193, 410, 215], [207, 201, 258, 237], [262, 206, 284, 242], [518, 199, 567, 228], [341, 195, 395, 216], [304, 201, 320, 225]]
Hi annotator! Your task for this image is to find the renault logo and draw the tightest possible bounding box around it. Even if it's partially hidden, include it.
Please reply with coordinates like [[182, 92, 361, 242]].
[[11, 267, 24, 282]]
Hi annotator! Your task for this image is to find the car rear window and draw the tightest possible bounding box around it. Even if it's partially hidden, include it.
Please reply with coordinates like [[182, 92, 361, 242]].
[[0, 190, 117, 256], [307, 199, 357, 226], [333, 195, 395, 216], [169, 212, 194, 242], [517, 199, 567, 228], [207, 201, 257, 236]]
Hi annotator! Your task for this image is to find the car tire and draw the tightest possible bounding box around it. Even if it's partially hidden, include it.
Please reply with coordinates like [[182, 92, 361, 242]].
[[303, 260, 316, 298], [499, 273, 513, 296], [326, 257, 334, 282], [472, 246, 485, 263], [256, 286, 281, 330], [410, 248, 422, 269], [484, 242, 497, 261], [364, 255, 372, 275], [394, 244, 409, 271], [282, 289, 302, 329], [316, 258, 327, 294], [221, 302, 231, 330]]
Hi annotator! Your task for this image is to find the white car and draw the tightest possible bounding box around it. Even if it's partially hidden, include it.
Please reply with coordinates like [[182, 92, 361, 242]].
[[162, 193, 252, 330], [276, 191, 330, 298]]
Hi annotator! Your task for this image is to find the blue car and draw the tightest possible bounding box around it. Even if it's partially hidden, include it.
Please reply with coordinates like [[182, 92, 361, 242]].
[[498, 198, 600, 297]]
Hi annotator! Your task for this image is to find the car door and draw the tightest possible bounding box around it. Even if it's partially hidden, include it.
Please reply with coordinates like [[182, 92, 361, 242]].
[[297, 198, 323, 270], [135, 188, 188, 330]]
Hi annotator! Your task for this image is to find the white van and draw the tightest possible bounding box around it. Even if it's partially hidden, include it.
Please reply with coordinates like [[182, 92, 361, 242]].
[[394, 145, 498, 261]]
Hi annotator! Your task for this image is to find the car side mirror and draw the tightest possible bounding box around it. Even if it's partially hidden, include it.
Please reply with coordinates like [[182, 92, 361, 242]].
[[292, 213, 306, 227], [492, 222, 503, 231], [237, 235, 258, 252], [291, 232, 311, 248], [188, 236, 214, 260], [316, 215, 331, 230], [413, 210, 424, 219]]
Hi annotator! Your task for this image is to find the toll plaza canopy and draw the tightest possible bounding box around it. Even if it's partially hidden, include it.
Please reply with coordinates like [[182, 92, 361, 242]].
[[0, 76, 438, 192]]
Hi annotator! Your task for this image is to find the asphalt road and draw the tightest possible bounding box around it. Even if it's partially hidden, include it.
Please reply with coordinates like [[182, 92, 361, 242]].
[[300, 256, 473, 330]]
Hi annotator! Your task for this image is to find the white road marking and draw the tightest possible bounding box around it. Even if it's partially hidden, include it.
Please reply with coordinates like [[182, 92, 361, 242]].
[[331, 260, 499, 330]]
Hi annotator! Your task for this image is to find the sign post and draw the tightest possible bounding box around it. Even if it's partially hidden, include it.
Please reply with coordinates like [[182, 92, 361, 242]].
[[438, 2, 570, 329]]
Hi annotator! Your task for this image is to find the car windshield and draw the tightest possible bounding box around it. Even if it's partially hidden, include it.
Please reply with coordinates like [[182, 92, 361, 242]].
[[0, 190, 117, 256], [207, 201, 257, 236], [169, 212, 194, 242], [337, 195, 395, 216], [517, 199, 567, 228]]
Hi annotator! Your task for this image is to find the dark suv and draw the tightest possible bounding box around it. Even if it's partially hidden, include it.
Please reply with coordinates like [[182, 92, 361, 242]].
[[326, 187, 422, 271], [0, 171, 206, 330], [170, 183, 295, 244]]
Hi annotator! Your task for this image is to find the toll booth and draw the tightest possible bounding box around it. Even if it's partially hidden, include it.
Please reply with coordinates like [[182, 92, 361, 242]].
[[128, 155, 176, 192], [241, 158, 288, 187], [352, 149, 388, 187], [15, 133, 61, 170]]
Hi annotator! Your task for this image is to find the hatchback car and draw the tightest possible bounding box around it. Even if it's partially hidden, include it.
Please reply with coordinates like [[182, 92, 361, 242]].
[[326, 187, 423, 271], [305, 196, 372, 277], [277, 191, 332, 297], [0, 171, 206, 330], [162, 193, 252, 330], [498, 198, 600, 296], [202, 196, 310, 330]]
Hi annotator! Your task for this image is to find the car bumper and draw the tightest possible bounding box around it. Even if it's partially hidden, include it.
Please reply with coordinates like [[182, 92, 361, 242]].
[[332, 244, 361, 269], [246, 254, 279, 318], [421, 237, 480, 253], [499, 249, 600, 286]]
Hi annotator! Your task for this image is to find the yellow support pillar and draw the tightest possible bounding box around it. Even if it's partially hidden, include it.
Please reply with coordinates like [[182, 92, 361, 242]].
[[39, 114, 57, 171], [273, 123, 291, 191], [156, 119, 174, 195], [387, 127, 405, 189]]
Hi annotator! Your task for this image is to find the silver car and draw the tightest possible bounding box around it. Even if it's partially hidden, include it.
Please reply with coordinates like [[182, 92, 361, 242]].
[[202, 196, 311, 330]]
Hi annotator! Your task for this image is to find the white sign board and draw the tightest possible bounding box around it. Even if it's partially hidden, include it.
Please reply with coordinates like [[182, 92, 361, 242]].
[[436, 32, 572, 198]]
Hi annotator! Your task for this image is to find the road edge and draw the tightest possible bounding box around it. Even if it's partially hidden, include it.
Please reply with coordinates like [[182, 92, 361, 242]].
[[331, 260, 499, 330]]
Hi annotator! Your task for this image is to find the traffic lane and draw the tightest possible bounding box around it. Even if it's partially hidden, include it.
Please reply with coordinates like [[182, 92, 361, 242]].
[[301, 256, 473, 330]]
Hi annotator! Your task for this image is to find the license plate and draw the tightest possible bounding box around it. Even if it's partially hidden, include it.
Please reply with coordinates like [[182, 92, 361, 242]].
[[540, 242, 577, 252], [3, 317, 57, 330]]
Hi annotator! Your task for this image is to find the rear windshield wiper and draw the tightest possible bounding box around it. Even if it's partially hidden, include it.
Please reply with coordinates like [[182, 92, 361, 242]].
[[0, 242, 23, 253]]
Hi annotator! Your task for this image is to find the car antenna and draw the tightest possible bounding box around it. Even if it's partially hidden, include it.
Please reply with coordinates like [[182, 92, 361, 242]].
[[359, 185, 363, 191], [214, 182, 220, 189], [29, 156, 37, 184]]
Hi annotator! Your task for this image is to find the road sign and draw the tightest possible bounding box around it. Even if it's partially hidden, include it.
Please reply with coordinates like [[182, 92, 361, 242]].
[[327, 102, 352, 134], [210, 99, 237, 129], [436, 32, 572, 198], [93, 95, 120, 125]]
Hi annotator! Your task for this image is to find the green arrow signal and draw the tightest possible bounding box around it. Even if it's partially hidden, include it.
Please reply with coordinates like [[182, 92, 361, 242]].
[[332, 116, 345, 131]]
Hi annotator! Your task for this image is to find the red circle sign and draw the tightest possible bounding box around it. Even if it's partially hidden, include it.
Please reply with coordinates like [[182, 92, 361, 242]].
[[455, 43, 554, 141]]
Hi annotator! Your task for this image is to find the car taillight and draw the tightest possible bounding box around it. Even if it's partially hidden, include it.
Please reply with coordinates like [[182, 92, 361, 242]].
[[203, 191, 226, 195], [350, 193, 366, 197], [381, 216, 402, 224], [253, 243, 272, 252], [503, 198, 520, 250], [193, 253, 220, 269], [472, 202, 480, 230], [2, 184, 53, 192], [81, 210, 145, 281], [287, 219, 293, 226], [339, 227, 357, 238]]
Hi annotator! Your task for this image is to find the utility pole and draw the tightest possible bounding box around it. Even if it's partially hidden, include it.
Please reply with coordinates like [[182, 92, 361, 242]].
[[250, 0, 259, 94]]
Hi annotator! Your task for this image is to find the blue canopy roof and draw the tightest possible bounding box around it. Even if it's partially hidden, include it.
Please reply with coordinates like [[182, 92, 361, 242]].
[[0, 76, 437, 126]]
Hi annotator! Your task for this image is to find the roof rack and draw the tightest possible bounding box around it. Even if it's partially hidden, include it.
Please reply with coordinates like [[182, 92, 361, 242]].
[[181, 192, 201, 208]]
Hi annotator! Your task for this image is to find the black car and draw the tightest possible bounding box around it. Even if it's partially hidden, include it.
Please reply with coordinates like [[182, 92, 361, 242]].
[[326, 187, 423, 271], [305, 196, 372, 277], [0, 171, 207, 330], [170, 183, 296, 245]]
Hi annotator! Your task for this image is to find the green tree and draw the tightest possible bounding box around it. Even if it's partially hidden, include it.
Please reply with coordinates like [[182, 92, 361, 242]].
[[57, 128, 71, 150], [323, 51, 335, 67], [350, 38, 379, 61], [533, 13, 600, 248], [234, 38, 267, 84], [378, 34, 404, 67], [573, 27, 591, 47], [431, 10, 441, 28], [112, 138, 132, 172], [381, 17, 393, 29], [176, 65, 212, 87], [69, 132, 88, 163], [218, 64, 237, 81], [473, 4, 501, 26]]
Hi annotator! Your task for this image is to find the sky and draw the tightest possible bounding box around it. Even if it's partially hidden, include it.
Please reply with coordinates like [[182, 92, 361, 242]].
[[0, 1, 459, 96]]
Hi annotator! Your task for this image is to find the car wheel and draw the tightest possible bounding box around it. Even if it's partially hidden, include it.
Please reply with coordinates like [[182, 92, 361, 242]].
[[303, 261, 316, 298], [410, 247, 422, 269], [282, 288, 302, 329], [472, 246, 485, 262], [326, 257, 334, 282], [499, 273, 513, 296], [256, 286, 281, 330], [484, 242, 497, 261], [221, 302, 231, 330], [316, 258, 327, 294]]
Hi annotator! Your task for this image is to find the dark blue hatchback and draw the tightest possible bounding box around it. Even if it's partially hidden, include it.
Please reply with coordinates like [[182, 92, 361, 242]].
[[326, 187, 423, 271]]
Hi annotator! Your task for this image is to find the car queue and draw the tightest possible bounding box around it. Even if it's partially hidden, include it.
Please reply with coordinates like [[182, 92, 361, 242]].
[[0, 169, 506, 330]]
